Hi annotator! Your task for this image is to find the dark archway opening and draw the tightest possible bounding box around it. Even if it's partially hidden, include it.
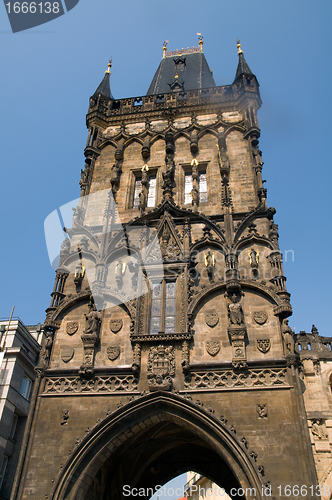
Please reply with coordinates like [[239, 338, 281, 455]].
[[85, 421, 245, 500]]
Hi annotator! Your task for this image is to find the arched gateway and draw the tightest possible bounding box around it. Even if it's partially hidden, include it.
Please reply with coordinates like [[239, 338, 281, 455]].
[[12, 40, 320, 500], [52, 392, 262, 500]]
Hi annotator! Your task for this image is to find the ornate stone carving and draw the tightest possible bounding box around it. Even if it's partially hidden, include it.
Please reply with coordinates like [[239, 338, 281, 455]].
[[147, 345, 175, 391], [110, 319, 123, 333], [181, 340, 190, 376], [60, 410, 69, 425], [107, 346, 120, 361], [61, 347, 74, 363], [66, 322, 79, 335], [184, 368, 288, 390], [253, 311, 268, 325], [132, 343, 141, 376], [257, 339, 271, 353], [43, 375, 138, 394], [311, 419, 328, 440], [257, 404, 268, 419], [206, 341, 220, 357], [205, 313, 219, 328]]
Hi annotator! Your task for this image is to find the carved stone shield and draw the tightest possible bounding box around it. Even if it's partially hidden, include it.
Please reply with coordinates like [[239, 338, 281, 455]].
[[61, 347, 74, 363], [257, 339, 271, 353], [205, 313, 219, 328], [107, 346, 120, 361], [110, 319, 123, 333], [253, 311, 268, 325], [66, 322, 78, 335], [206, 341, 220, 357]]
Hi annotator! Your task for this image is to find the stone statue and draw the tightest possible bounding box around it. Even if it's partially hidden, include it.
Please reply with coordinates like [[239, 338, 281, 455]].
[[228, 294, 245, 325], [191, 185, 199, 206], [249, 249, 259, 267], [281, 319, 295, 353], [39, 331, 53, 366], [311, 419, 328, 440], [84, 304, 102, 336], [204, 250, 215, 280], [162, 154, 175, 187], [110, 161, 122, 194]]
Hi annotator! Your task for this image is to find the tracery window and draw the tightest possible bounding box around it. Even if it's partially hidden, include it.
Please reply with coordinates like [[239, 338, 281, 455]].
[[133, 175, 157, 208], [149, 280, 176, 334], [184, 169, 207, 204]]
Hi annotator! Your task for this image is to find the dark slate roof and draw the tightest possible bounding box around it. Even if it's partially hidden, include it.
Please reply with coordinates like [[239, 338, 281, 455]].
[[93, 72, 112, 99], [234, 52, 254, 81], [147, 52, 216, 95]]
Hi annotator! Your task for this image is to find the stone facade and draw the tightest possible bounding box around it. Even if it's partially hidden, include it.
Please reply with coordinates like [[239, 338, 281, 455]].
[[10, 44, 325, 500]]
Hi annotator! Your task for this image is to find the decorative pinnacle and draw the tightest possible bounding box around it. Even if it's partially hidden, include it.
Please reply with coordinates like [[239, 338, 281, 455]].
[[105, 58, 112, 74], [142, 164, 149, 172], [197, 33, 203, 51], [163, 40, 169, 58], [237, 39, 243, 54]]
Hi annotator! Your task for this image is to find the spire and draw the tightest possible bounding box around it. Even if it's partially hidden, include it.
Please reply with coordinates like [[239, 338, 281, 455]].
[[234, 40, 254, 82], [93, 59, 113, 99]]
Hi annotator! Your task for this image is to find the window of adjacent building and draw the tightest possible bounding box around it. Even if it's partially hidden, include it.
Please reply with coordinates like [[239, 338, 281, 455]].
[[149, 280, 176, 334], [9, 414, 18, 440], [133, 175, 157, 208], [20, 376, 32, 401], [0, 455, 9, 491], [184, 169, 207, 204]]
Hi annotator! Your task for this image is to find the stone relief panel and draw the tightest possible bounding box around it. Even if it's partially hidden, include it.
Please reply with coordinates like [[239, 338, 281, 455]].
[[241, 288, 283, 360], [190, 289, 230, 363]]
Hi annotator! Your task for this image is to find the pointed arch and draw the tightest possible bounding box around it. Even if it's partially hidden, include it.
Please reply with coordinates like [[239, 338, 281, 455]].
[[50, 392, 268, 500]]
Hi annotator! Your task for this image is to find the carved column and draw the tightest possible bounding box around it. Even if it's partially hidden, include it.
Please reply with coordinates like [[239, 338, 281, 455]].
[[226, 292, 247, 370], [79, 300, 102, 377], [162, 132, 175, 201], [191, 159, 199, 212], [132, 342, 141, 377]]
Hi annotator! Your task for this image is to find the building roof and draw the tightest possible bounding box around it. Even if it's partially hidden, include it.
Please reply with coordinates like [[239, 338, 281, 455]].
[[147, 51, 216, 95], [234, 51, 254, 82], [93, 71, 112, 99]]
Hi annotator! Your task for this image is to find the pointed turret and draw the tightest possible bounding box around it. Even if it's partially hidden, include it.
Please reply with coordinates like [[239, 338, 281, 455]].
[[92, 59, 113, 99], [233, 40, 255, 82]]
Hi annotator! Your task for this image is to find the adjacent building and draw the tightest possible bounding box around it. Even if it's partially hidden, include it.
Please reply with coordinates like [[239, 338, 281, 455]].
[[0, 320, 42, 500]]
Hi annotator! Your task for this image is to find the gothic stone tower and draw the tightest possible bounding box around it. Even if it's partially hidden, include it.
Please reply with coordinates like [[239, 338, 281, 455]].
[[12, 40, 319, 500]]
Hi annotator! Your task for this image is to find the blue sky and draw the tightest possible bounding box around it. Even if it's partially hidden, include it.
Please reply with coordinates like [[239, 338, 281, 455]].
[[1, 0, 331, 340]]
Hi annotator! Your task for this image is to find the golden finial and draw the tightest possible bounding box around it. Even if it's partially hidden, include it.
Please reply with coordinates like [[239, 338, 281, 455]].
[[175, 70, 178, 79], [191, 159, 199, 166], [197, 33, 203, 51], [163, 40, 169, 58], [237, 39, 243, 54], [141, 164, 149, 172], [105, 57, 112, 74]]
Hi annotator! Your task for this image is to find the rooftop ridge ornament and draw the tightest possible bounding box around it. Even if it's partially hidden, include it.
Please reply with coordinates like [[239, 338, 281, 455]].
[[237, 39, 243, 54], [197, 32, 203, 51], [105, 58, 112, 74], [165, 46, 201, 57], [163, 40, 169, 58]]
